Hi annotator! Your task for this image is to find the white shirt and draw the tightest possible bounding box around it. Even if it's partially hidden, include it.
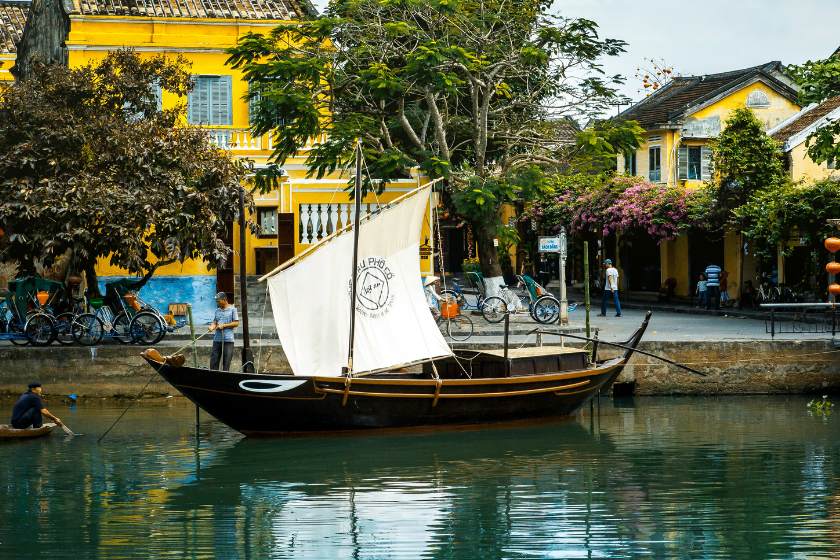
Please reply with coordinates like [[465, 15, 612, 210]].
[[606, 267, 619, 291], [425, 285, 441, 307]]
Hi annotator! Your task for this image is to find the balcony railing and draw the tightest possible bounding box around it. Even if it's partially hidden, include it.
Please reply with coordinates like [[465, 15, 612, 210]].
[[300, 202, 382, 244], [206, 129, 329, 152]]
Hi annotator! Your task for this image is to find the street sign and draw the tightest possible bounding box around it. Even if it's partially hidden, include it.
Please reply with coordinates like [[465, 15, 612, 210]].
[[538, 236, 560, 253]]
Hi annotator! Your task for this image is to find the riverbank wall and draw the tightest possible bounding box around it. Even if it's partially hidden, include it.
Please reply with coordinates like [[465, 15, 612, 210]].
[[0, 340, 838, 398]]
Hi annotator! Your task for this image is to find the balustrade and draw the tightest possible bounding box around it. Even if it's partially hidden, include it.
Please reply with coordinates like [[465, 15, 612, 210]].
[[205, 129, 329, 153], [298, 202, 381, 244]]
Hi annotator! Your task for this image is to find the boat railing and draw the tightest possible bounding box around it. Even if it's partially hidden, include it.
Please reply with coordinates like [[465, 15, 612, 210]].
[[760, 303, 840, 339]]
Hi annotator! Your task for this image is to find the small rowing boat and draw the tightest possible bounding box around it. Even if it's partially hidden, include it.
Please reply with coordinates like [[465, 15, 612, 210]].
[[0, 423, 57, 439]]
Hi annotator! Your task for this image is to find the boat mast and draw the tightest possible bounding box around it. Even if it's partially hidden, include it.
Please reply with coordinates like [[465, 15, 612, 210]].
[[239, 186, 254, 373], [345, 140, 363, 376]]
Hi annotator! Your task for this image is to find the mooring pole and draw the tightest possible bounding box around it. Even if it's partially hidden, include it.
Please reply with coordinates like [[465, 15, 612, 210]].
[[344, 140, 364, 377], [187, 304, 199, 429], [503, 313, 510, 377], [239, 186, 254, 373], [584, 241, 591, 340]]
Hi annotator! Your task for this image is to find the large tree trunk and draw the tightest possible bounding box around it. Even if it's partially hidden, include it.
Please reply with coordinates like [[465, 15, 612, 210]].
[[475, 225, 504, 296], [83, 262, 102, 299], [11, 0, 71, 81]]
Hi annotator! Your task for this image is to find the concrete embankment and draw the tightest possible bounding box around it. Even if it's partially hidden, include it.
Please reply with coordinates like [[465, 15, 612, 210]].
[[0, 339, 838, 398]]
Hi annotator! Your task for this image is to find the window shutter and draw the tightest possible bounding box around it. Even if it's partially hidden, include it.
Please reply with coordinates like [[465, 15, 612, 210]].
[[222, 75, 233, 126], [701, 146, 713, 181], [249, 83, 261, 126], [677, 146, 689, 180]]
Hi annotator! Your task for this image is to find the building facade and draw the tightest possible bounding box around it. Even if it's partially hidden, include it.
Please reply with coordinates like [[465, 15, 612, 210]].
[[1, 0, 435, 321], [614, 62, 802, 299]]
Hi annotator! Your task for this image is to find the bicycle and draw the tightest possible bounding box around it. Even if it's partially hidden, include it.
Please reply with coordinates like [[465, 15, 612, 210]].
[[71, 297, 135, 345], [482, 275, 562, 325], [435, 297, 474, 341], [440, 280, 486, 312]]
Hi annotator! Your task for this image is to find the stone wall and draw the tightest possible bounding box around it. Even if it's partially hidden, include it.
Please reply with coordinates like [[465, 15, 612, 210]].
[[0, 340, 837, 399]]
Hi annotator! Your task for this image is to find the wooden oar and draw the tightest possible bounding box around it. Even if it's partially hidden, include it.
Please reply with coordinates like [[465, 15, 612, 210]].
[[59, 423, 76, 436]]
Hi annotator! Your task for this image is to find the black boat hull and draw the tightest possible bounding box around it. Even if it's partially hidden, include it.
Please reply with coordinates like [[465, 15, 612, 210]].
[[143, 356, 625, 435]]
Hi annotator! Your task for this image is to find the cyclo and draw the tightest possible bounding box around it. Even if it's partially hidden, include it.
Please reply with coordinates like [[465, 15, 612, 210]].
[[0, 277, 67, 346], [479, 273, 561, 324], [71, 278, 185, 345]]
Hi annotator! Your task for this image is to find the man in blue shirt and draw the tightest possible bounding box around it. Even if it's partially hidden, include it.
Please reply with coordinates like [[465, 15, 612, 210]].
[[705, 262, 722, 310], [11, 382, 62, 429], [208, 292, 239, 371]]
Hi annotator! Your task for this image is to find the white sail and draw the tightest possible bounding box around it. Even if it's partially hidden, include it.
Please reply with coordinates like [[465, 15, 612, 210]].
[[267, 186, 452, 377]]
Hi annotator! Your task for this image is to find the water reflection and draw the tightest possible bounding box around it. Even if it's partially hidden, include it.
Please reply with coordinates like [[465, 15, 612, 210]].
[[1, 396, 839, 559]]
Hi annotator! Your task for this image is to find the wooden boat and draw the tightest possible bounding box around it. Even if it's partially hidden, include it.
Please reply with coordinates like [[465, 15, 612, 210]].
[[0, 422, 57, 439], [142, 143, 650, 436]]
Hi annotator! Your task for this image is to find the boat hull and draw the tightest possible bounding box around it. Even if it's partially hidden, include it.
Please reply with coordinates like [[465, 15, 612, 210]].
[[143, 357, 625, 435], [0, 423, 57, 439]]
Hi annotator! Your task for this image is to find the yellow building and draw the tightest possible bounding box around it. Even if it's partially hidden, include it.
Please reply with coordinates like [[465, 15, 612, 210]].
[[1, 0, 435, 321], [614, 62, 802, 299]]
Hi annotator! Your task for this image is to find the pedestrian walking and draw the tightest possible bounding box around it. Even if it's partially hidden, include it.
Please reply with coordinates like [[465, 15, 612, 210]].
[[704, 262, 722, 310], [597, 259, 621, 317], [538, 254, 551, 288], [208, 292, 239, 371], [695, 273, 707, 308], [10, 382, 62, 429]]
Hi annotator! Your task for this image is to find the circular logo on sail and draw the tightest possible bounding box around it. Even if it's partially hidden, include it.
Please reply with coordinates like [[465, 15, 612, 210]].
[[353, 256, 396, 317]]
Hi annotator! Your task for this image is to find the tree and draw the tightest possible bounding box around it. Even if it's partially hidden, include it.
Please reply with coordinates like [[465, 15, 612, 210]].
[[0, 50, 253, 296], [786, 54, 840, 166], [631, 57, 684, 97], [226, 0, 640, 292], [708, 107, 789, 290], [734, 179, 840, 296]]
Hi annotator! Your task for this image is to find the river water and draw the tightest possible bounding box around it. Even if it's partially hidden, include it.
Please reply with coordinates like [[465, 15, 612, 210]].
[[2, 395, 839, 559]]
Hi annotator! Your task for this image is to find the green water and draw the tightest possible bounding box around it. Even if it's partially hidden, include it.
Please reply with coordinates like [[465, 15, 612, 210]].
[[2, 395, 839, 559]]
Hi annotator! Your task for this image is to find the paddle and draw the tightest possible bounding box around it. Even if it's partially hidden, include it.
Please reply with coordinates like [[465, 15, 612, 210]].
[[59, 423, 76, 436]]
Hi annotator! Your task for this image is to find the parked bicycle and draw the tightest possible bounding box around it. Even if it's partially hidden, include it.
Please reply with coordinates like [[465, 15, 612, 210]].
[[435, 296, 474, 341]]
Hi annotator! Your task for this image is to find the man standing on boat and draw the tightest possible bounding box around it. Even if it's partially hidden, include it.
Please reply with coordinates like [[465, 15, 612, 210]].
[[208, 292, 239, 371], [10, 382, 62, 429]]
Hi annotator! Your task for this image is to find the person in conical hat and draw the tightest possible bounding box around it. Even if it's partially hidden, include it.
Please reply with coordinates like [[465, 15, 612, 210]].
[[424, 276, 442, 319]]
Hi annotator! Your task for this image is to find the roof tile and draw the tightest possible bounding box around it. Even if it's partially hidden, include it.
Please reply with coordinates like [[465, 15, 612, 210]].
[[0, 1, 28, 55], [771, 96, 840, 143]]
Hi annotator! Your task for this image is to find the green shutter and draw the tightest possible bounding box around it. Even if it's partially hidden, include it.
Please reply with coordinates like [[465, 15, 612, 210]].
[[677, 146, 688, 180], [701, 146, 713, 181]]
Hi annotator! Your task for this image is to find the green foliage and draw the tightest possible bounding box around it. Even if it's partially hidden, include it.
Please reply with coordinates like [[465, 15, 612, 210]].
[[0, 50, 252, 291], [786, 55, 840, 165], [708, 108, 788, 223], [808, 395, 834, 417], [226, 0, 634, 276], [733, 179, 840, 264], [570, 119, 645, 174]]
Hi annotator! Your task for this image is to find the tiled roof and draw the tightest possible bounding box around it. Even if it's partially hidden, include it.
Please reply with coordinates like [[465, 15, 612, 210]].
[[618, 62, 799, 130], [0, 0, 27, 55], [770, 96, 840, 144], [74, 0, 313, 19]]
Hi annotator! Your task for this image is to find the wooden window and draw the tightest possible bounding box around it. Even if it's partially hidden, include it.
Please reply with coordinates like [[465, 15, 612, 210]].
[[678, 146, 713, 181], [257, 207, 278, 238], [624, 152, 636, 175], [249, 82, 287, 128], [648, 146, 661, 182], [188, 76, 233, 126], [648, 134, 661, 143]]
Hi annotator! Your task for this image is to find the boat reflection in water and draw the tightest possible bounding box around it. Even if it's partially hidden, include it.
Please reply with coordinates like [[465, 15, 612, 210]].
[[3, 397, 840, 558]]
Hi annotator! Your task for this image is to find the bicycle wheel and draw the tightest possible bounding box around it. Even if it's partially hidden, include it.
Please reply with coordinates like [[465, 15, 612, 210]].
[[25, 314, 56, 346], [769, 287, 780, 303], [8, 322, 28, 345], [72, 313, 105, 346], [130, 310, 166, 344], [112, 311, 133, 345], [54, 312, 76, 346], [532, 296, 560, 324], [446, 314, 474, 341], [481, 296, 508, 323]]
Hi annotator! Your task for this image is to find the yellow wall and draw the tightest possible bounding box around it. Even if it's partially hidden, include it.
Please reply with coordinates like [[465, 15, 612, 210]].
[[788, 142, 839, 183]]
